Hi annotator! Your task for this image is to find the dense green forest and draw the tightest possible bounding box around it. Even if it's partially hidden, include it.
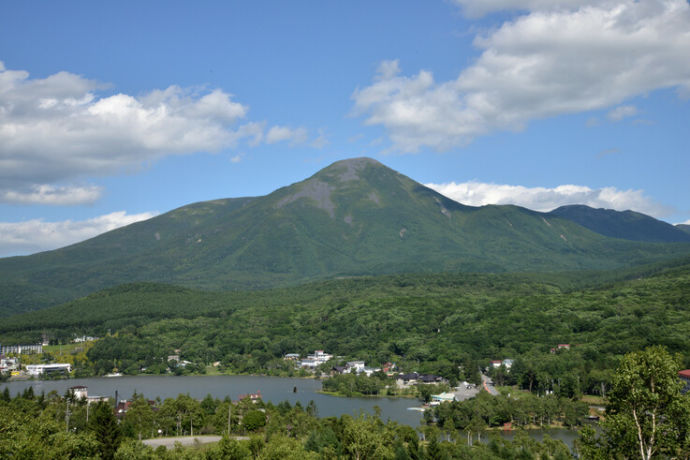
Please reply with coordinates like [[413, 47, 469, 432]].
[[0, 387, 578, 459], [2, 258, 690, 395]]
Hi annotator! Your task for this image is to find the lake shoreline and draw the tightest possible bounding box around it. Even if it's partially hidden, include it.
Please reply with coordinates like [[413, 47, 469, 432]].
[[318, 389, 418, 400]]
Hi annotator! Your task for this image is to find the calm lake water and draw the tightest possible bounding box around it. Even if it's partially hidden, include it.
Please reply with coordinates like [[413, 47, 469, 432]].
[[1, 374, 579, 447], [1, 374, 424, 427]]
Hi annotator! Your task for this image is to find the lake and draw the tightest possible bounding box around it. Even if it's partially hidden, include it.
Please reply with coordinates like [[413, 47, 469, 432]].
[[1, 374, 425, 427], [1, 374, 579, 447]]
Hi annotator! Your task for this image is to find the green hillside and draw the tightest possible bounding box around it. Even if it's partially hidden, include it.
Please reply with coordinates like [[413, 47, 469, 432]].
[[1, 158, 689, 316], [2, 258, 690, 382]]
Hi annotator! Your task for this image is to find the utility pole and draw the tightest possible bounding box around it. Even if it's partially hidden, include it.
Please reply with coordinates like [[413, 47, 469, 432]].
[[227, 403, 232, 435], [65, 404, 71, 433]]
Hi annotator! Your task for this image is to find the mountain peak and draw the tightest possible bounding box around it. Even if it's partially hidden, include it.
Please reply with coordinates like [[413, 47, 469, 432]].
[[314, 157, 385, 183], [2, 157, 690, 316]]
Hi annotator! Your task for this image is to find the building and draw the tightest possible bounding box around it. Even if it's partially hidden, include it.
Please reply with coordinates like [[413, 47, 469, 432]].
[[331, 365, 347, 375], [308, 350, 333, 363], [236, 391, 262, 403], [72, 336, 97, 343], [1, 344, 43, 355], [679, 370, 690, 394], [116, 398, 156, 418], [382, 362, 396, 373], [346, 361, 366, 373], [300, 358, 318, 368], [300, 350, 333, 368], [431, 392, 456, 403], [26, 363, 71, 376], [70, 385, 88, 400], [0, 356, 19, 373], [284, 353, 300, 361], [396, 372, 419, 386], [418, 374, 444, 384]]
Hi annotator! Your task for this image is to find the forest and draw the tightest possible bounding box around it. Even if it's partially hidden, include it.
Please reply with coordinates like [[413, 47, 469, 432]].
[[1, 259, 689, 399]]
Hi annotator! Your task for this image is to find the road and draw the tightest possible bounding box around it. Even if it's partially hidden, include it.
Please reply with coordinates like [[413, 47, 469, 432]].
[[142, 435, 248, 449], [481, 373, 499, 396]]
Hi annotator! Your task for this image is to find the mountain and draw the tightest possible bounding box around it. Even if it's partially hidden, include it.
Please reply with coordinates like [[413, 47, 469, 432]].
[[1, 157, 689, 316], [548, 205, 690, 243], [678, 224, 690, 236]]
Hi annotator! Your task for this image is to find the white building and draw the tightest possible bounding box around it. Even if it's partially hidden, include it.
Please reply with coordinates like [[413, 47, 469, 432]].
[[0, 357, 18, 372], [72, 336, 97, 343], [308, 350, 333, 363], [1, 344, 43, 355], [346, 361, 366, 373], [300, 350, 333, 368], [70, 385, 88, 400], [26, 363, 71, 376], [68, 385, 108, 404]]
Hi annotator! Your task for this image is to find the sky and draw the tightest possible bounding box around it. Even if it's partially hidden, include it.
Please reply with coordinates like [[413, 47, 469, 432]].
[[1, 0, 689, 257]]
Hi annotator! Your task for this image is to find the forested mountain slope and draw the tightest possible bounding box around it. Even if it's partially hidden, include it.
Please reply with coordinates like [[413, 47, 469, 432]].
[[1, 158, 689, 316], [548, 205, 690, 242], [2, 258, 690, 380]]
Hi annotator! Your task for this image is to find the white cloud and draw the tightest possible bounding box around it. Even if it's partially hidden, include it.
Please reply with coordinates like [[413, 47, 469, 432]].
[[265, 125, 308, 145], [452, 0, 606, 17], [0, 211, 157, 257], [596, 147, 620, 158], [353, 0, 690, 152], [607, 105, 638, 121], [311, 129, 329, 149], [678, 219, 690, 225], [426, 181, 671, 217], [0, 184, 102, 205], [0, 62, 265, 203]]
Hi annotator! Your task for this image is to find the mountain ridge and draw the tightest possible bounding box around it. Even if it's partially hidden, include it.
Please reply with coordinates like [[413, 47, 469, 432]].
[[548, 204, 690, 243], [1, 157, 689, 316]]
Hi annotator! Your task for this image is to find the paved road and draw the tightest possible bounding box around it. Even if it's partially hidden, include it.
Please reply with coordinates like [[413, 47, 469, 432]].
[[481, 374, 499, 396], [142, 435, 248, 449]]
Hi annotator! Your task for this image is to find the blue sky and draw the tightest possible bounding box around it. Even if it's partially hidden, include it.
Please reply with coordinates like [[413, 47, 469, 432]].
[[1, 0, 689, 256]]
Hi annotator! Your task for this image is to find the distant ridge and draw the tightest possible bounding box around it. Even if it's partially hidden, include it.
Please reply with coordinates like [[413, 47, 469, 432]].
[[548, 205, 690, 243], [1, 157, 689, 316]]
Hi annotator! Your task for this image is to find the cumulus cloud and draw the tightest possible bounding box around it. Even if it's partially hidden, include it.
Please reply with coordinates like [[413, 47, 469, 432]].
[[0, 62, 266, 204], [0, 211, 157, 257], [353, 0, 690, 152], [608, 105, 638, 121], [265, 125, 308, 145], [426, 181, 671, 218]]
